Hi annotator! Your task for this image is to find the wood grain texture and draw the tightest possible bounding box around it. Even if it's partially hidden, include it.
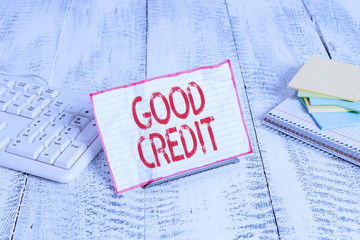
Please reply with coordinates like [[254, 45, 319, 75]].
[[302, 0, 360, 237], [145, 0, 278, 239], [227, 0, 360, 238], [11, 0, 147, 239], [0, 170, 26, 240], [303, 0, 360, 64], [3, 0, 359, 239], [0, 1, 71, 239]]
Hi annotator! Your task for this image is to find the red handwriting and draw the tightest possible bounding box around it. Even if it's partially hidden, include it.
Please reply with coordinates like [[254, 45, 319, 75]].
[[133, 82, 217, 168], [132, 82, 205, 129]]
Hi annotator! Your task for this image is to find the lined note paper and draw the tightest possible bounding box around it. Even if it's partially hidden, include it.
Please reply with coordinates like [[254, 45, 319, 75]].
[[90, 60, 252, 194]]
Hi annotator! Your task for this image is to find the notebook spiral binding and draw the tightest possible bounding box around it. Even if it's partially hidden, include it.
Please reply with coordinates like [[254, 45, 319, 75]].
[[262, 113, 360, 166]]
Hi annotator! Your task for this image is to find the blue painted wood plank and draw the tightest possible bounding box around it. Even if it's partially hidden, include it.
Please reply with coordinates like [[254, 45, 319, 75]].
[[0, 1, 71, 239], [302, 0, 360, 237], [11, 0, 147, 239], [227, 0, 360, 238], [303, 0, 360, 64], [145, 0, 278, 239]]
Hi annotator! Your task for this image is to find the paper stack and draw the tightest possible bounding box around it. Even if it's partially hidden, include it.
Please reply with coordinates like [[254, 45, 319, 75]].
[[287, 56, 360, 130]]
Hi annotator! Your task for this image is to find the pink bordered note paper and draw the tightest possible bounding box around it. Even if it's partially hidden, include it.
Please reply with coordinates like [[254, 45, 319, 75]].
[[90, 60, 252, 194]]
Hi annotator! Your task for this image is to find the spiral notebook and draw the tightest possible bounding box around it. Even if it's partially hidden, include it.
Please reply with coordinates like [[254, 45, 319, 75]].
[[263, 95, 360, 166]]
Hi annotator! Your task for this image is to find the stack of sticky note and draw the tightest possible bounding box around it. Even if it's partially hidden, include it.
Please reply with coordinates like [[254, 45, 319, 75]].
[[287, 56, 360, 130]]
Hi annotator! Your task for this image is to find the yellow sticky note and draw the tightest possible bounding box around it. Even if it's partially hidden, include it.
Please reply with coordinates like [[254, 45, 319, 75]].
[[302, 97, 351, 113], [297, 90, 338, 100], [288, 57, 360, 102]]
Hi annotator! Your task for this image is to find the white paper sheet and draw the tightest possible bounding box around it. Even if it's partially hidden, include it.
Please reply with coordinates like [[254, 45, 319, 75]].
[[90, 60, 252, 193]]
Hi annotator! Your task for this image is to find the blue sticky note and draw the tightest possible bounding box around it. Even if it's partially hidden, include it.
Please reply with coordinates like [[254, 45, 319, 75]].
[[298, 97, 360, 129], [310, 112, 360, 129], [309, 97, 360, 112]]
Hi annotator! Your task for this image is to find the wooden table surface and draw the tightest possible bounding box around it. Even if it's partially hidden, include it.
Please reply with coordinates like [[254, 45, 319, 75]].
[[1, 0, 360, 239]]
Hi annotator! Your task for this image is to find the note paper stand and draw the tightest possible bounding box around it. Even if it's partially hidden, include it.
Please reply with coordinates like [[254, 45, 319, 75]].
[[142, 158, 240, 189]]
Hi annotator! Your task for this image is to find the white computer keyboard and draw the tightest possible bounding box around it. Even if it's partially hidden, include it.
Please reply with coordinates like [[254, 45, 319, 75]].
[[0, 76, 102, 183]]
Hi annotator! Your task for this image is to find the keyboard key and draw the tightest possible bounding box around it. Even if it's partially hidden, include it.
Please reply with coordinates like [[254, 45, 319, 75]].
[[19, 127, 39, 142], [38, 147, 60, 164], [60, 126, 80, 141], [30, 118, 49, 132], [17, 93, 36, 104], [49, 101, 69, 112], [0, 134, 10, 149], [14, 81, 30, 91], [55, 113, 74, 126], [64, 104, 83, 115], [53, 141, 87, 169], [39, 108, 59, 121], [59, 127, 80, 141], [32, 96, 51, 109], [50, 136, 71, 152], [0, 78, 15, 88], [44, 122, 65, 136], [3, 90, 21, 101], [34, 132, 55, 147], [79, 108, 93, 120], [6, 101, 27, 115], [20, 105, 42, 118], [28, 85, 44, 95], [70, 116, 89, 131], [0, 97, 12, 111], [76, 120, 98, 146], [6, 138, 44, 159], [42, 88, 59, 98]]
